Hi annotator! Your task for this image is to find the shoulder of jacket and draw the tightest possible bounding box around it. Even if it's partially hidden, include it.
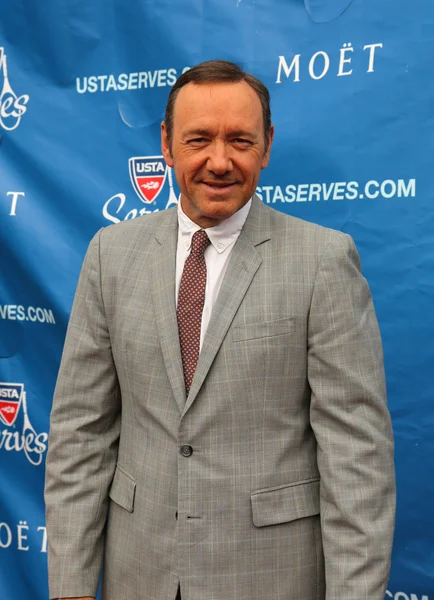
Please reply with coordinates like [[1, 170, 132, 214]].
[[267, 205, 351, 247], [96, 208, 177, 245]]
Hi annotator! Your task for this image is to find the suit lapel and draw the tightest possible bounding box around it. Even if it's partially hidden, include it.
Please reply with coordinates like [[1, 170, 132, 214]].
[[150, 209, 187, 411], [183, 197, 271, 414]]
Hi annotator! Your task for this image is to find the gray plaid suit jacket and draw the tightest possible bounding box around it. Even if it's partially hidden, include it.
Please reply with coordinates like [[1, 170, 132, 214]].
[[45, 196, 395, 600]]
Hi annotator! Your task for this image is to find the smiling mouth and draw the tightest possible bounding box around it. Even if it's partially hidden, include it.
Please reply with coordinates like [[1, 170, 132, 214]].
[[202, 181, 237, 190]]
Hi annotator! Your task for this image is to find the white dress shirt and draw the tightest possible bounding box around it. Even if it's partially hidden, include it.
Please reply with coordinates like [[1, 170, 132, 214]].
[[176, 198, 252, 349]]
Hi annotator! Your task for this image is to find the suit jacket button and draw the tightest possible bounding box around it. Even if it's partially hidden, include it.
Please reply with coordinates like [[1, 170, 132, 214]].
[[180, 445, 193, 457]]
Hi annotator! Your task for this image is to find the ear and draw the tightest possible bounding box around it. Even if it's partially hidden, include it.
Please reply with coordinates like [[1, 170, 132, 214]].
[[261, 124, 274, 169], [161, 121, 174, 167]]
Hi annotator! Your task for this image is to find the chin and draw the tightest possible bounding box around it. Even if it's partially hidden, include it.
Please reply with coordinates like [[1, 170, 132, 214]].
[[202, 203, 238, 219], [203, 195, 246, 209]]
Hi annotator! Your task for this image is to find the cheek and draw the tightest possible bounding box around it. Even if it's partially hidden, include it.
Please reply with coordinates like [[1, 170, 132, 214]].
[[177, 157, 204, 182], [241, 160, 262, 183], [239, 153, 262, 172]]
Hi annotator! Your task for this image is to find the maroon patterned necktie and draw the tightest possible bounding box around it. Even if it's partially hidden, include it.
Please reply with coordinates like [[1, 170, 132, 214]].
[[177, 229, 211, 395]]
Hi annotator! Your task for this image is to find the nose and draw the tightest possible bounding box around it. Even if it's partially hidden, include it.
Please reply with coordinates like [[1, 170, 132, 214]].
[[206, 141, 233, 175]]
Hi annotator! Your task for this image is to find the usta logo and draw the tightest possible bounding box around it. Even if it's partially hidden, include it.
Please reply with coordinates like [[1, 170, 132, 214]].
[[103, 155, 179, 223], [0, 48, 29, 131], [0, 383, 48, 466], [129, 156, 168, 204]]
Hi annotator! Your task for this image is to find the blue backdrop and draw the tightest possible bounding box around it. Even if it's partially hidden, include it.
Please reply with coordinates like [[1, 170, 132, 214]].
[[0, 2, 432, 599]]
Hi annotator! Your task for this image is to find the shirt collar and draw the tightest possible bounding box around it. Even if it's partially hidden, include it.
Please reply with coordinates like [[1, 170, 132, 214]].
[[177, 197, 252, 254]]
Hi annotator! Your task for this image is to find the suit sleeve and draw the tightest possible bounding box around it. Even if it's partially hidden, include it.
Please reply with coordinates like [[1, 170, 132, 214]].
[[45, 229, 121, 599], [307, 233, 395, 600]]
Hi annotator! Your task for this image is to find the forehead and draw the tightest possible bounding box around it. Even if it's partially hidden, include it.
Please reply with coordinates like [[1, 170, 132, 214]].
[[172, 80, 263, 132]]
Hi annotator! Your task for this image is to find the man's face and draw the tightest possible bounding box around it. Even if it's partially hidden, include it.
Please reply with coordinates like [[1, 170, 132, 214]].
[[161, 80, 273, 228]]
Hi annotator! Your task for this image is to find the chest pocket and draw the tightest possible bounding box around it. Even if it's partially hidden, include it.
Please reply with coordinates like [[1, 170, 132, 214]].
[[232, 317, 295, 342]]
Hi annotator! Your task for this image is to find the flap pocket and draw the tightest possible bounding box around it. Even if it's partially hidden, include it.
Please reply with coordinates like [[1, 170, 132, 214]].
[[232, 317, 295, 342], [251, 478, 320, 528], [108, 464, 136, 513]]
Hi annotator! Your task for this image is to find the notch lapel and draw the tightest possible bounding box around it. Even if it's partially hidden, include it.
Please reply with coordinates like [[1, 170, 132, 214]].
[[150, 211, 186, 411], [183, 197, 271, 414]]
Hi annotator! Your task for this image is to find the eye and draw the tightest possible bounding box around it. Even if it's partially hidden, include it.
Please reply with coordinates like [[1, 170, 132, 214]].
[[187, 137, 208, 144], [233, 138, 253, 146]]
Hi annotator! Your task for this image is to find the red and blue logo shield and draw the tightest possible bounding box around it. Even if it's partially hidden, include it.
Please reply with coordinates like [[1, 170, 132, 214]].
[[0, 383, 24, 426], [129, 156, 167, 204]]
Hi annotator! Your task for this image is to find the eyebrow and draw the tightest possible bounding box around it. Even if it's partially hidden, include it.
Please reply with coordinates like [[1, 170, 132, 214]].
[[229, 129, 258, 139], [182, 128, 258, 139], [182, 128, 213, 138]]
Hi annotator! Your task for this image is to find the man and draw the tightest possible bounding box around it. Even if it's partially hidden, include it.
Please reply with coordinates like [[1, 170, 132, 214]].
[[45, 60, 395, 600]]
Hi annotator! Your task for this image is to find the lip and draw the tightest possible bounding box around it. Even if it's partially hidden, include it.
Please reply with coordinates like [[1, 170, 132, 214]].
[[201, 182, 237, 195]]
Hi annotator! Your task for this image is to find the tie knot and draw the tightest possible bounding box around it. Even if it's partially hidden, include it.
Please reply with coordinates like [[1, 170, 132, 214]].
[[190, 229, 210, 256]]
